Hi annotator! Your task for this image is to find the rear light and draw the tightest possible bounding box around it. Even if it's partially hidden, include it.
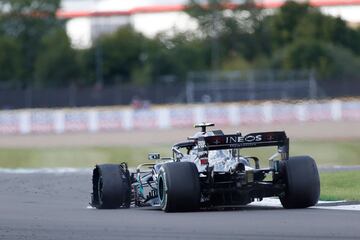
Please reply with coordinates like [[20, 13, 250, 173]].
[[200, 158, 208, 165]]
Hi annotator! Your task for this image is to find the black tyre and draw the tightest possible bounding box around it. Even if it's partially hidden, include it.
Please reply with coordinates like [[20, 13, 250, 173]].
[[280, 156, 320, 209], [157, 162, 200, 212], [91, 164, 131, 209]]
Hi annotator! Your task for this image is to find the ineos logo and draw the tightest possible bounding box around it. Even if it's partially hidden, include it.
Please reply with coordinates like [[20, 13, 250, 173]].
[[225, 135, 262, 143]]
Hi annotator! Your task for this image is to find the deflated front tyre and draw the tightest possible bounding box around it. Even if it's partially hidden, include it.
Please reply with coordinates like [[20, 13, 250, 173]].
[[91, 164, 131, 209]]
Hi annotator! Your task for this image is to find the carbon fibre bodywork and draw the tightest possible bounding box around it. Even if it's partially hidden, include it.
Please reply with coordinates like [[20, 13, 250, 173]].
[[128, 123, 289, 207], [91, 123, 319, 211]]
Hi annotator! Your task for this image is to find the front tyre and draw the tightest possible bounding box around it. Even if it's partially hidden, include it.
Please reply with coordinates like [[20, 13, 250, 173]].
[[91, 164, 131, 209], [158, 162, 200, 212], [280, 156, 320, 209]]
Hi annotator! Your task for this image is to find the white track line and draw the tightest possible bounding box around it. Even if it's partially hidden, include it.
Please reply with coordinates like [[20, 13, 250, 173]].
[[313, 205, 360, 211], [0, 168, 92, 174], [250, 198, 360, 211], [85, 199, 360, 211], [1, 168, 359, 211]]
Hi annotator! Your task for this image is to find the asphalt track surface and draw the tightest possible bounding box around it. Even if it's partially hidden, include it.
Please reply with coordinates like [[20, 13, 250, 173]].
[[1, 172, 360, 240]]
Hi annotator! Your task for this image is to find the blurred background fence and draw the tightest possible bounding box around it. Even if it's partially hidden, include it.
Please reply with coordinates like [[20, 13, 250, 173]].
[[1, 70, 360, 109], [1, 98, 359, 135]]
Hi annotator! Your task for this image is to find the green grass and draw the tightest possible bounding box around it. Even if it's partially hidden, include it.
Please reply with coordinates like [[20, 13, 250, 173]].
[[0, 139, 359, 168], [320, 171, 360, 201], [0, 140, 359, 201], [241, 140, 360, 167], [291, 140, 360, 166], [0, 146, 169, 168]]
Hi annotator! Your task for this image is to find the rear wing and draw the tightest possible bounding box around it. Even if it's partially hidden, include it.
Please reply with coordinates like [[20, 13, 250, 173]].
[[198, 131, 289, 157]]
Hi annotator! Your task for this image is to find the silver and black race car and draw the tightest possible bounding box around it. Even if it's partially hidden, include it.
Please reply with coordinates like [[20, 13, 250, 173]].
[[91, 123, 320, 212]]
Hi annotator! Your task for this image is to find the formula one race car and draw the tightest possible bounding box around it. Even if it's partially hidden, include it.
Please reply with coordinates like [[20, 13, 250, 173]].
[[91, 123, 320, 212]]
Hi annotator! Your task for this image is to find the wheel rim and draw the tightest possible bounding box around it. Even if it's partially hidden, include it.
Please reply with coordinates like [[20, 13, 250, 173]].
[[98, 176, 104, 204], [158, 176, 165, 202]]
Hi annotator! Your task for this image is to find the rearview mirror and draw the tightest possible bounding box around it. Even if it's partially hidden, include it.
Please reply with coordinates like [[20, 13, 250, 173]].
[[148, 153, 160, 160]]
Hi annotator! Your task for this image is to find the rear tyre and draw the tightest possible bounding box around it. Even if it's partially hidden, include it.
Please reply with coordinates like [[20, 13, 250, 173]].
[[91, 164, 131, 209], [280, 156, 320, 209], [158, 162, 200, 212]]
